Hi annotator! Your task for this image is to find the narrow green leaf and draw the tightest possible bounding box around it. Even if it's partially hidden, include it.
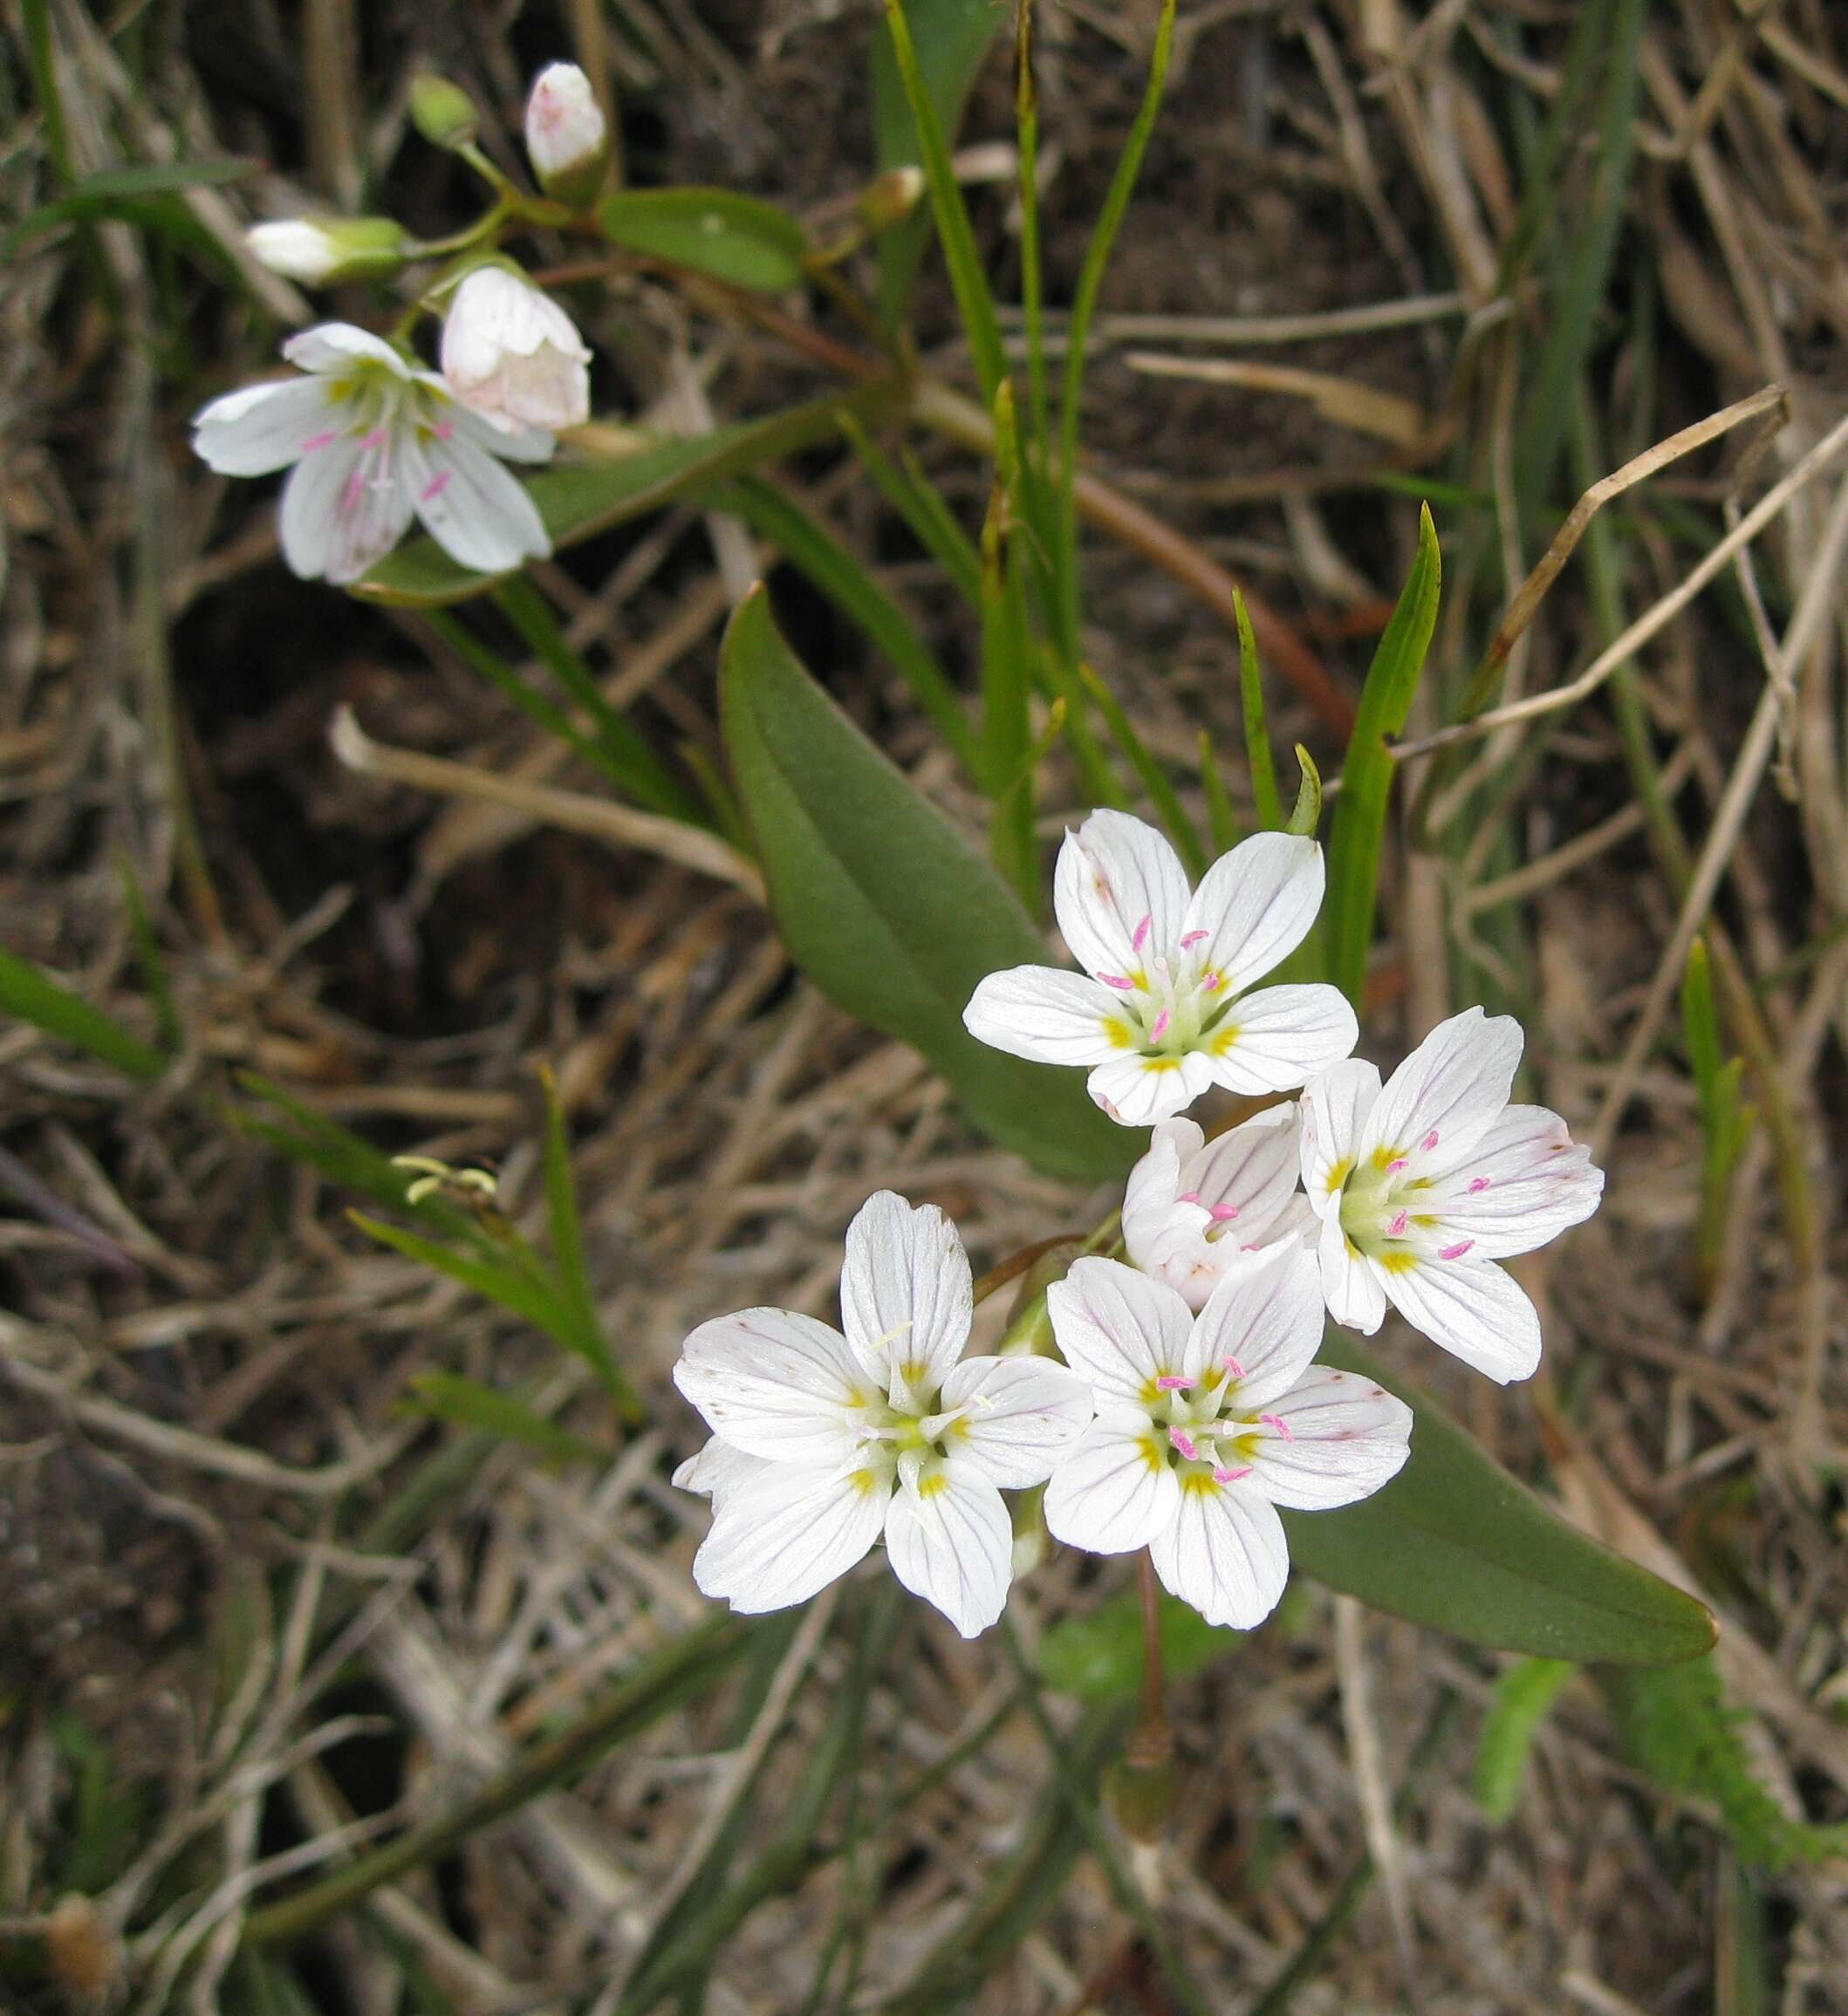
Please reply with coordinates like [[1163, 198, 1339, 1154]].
[[1038, 1587, 1227, 1700], [1198, 728, 1242, 854], [1235, 588, 1284, 831], [877, 0, 1007, 401], [1284, 743, 1323, 838], [720, 588, 1137, 1181], [537, 1066, 637, 1412], [1475, 1657, 1575, 1822], [596, 187, 810, 292], [982, 381, 1037, 904], [356, 393, 884, 606], [713, 475, 979, 772], [0, 945, 167, 1080], [1680, 937, 1725, 1107], [351, 1212, 592, 1363], [114, 855, 182, 1056], [838, 417, 983, 606], [1323, 503, 1441, 1007], [1286, 1334, 1715, 1664], [404, 1372, 610, 1466], [869, 0, 1005, 331], [1078, 663, 1207, 878]]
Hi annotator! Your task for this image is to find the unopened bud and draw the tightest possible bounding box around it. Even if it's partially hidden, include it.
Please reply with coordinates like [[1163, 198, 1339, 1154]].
[[441, 265, 591, 434], [246, 216, 405, 285], [409, 72, 478, 151], [857, 165, 925, 235], [524, 63, 609, 208]]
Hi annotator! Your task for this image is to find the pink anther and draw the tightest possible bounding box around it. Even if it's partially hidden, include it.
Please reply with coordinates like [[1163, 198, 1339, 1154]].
[[1098, 974, 1135, 991], [1386, 1157, 1408, 1174], [1468, 1176, 1492, 1194], [1202, 970, 1224, 992], [1149, 1009, 1171, 1043], [1208, 1202, 1240, 1222], [1177, 1191, 1202, 1206], [1167, 1425, 1201, 1461], [1386, 1209, 1408, 1238], [1258, 1412, 1294, 1441], [340, 468, 367, 514], [1439, 1239, 1475, 1261], [1154, 1375, 1194, 1392], [300, 430, 337, 453], [1421, 1129, 1441, 1152], [434, 418, 455, 441], [359, 427, 388, 449], [419, 470, 452, 502], [1180, 929, 1209, 949], [1212, 1465, 1252, 1485], [1132, 912, 1152, 953], [1220, 1356, 1244, 1378]]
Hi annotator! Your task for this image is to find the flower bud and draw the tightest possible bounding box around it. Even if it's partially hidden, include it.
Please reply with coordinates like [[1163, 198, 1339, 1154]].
[[246, 216, 405, 285], [440, 265, 592, 434], [409, 72, 479, 151], [856, 165, 925, 235], [524, 63, 609, 208]]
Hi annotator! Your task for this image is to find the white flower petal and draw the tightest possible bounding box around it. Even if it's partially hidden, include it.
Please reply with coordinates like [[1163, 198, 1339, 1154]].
[[1085, 1048, 1215, 1126], [1316, 1211, 1386, 1333], [1241, 1366, 1412, 1509], [1052, 810, 1191, 978], [692, 1459, 887, 1614], [441, 394, 555, 462], [1124, 1109, 1309, 1310], [838, 1191, 972, 1401], [410, 425, 551, 574], [1193, 1242, 1327, 1409], [1121, 1117, 1203, 1274], [441, 269, 592, 434], [1043, 1408, 1181, 1555], [277, 434, 366, 582], [883, 1467, 1013, 1637], [1046, 1257, 1195, 1403], [1181, 831, 1324, 992], [1361, 1007, 1523, 1176], [282, 322, 411, 377], [1185, 1103, 1302, 1220], [1203, 983, 1359, 1097], [962, 966, 1128, 1066], [1299, 1058, 1383, 1218], [937, 1355, 1093, 1487], [1148, 1480, 1289, 1629], [1380, 1253, 1542, 1384], [192, 376, 338, 476], [1419, 1104, 1605, 1259], [314, 428, 418, 585], [674, 1309, 866, 1463], [670, 1437, 762, 1507]]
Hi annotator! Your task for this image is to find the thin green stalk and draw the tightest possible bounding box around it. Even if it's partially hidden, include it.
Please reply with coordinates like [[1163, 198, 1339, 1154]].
[[1198, 729, 1242, 852], [982, 383, 1037, 904], [1080, 665, 1207, 878], [1015, 2, 1051, 469], [1051, 0, 1178, 670], [838, 416, 982, 605], [1235, 588, 1285, 830]]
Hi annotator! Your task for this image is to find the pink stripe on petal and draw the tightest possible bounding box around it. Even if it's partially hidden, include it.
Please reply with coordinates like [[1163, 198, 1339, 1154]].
[[360, 427, 388, 449], [340, 468, 367, 514], [300, 430, 337, 453]]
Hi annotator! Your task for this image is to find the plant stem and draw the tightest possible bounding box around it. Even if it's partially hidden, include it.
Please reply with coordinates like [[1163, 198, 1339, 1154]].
[[1131, 1550, 1170, 1769]]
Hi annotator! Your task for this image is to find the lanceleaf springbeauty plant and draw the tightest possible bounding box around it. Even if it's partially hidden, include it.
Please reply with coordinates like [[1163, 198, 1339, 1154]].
[[175, 10, 1717, 1871]]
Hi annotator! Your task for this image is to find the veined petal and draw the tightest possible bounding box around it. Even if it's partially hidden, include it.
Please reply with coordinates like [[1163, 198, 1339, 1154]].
[[674, 1309, 866, 1463], [670, 1437, 762, 1508], [192, 376, 339, 476], [1186, 1103, 1303, 1222], [883, 1467, 1013, 1638], [1043, 1408, 1181, 1555], [1181, 831, 1324, 992], [414, 375, 557, 461], [1361, 1007, 1522, 1176], [1241, 1366, 1412, 1509], [1299, 1058, 1383, 1217], [1419, 1105, 1604, 1258], [282, 322, 411, 377], [1148, 1479, 1289, 1630], [1121, 1117, 1204, 1275], [1201, 983, 1359, 1097], [1086, 1048, 1215, 1126], [408, 426, 550, 575], [839, 1191, 972, 1402], [1052, 810, 1191, 978], [937, 1354, 1093, 1487], [691, 1459, 887, 1614], [1192, 1242, 1326, 1406], [277, 434, 365, 582], [962, 966, 1128, 1066], [1046, 1257, 1195, 1403], [1380, 1253, 1542, 1384], [320, 427, 418, 585], [1316, 1211, 1387, 1333]]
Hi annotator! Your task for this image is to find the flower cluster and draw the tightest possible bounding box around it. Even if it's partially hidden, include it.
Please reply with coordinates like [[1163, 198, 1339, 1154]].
[[193, 65, 606, 584], [674, 812, 1603, 1638]]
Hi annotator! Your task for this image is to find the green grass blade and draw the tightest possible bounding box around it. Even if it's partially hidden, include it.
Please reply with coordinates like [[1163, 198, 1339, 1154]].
[[1323, 503, 1441, 1008], [838, 416, 982, 605], [537, 1064, 639, 1415], [1235, 588, 1285, 831], [878, 0, 1007, 403], [1197, 729, 1242, 852], [982, 383, 1037, 902], [1078, 664, 1207, 878], [404, 1373, 612, 1466], [0, 944, 167, 1080]]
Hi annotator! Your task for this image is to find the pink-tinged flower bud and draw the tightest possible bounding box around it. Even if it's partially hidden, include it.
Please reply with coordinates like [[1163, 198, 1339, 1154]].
[[524, 63, 609, 208], [440, 266, 592, 434], [247, 216, 404, 285]]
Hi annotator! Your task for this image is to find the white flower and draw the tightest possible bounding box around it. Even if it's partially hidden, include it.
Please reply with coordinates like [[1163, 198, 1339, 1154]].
[[191, 323, 552, 584], [1042, 1249, 1411, 1629], [441, 267, 592, 436], [246, 217, 402, 284], [524, 64, 609, 203], [1122, 1108, 1318, 1311], [963, 812, 1359, 1127], [1299, 1008, 1605, 1384], [672, 1191, 1093, 1637]]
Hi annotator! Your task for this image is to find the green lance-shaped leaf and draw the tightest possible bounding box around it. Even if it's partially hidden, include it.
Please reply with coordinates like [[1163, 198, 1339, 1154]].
[[596, 187, 811, 292], [356, 393, 884, 606], [0, 944, 168, 1080], [1323, 503, 1441, 1007], [1284, 1335, 1715, 1664], [720, 586, 1137, 1182]]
